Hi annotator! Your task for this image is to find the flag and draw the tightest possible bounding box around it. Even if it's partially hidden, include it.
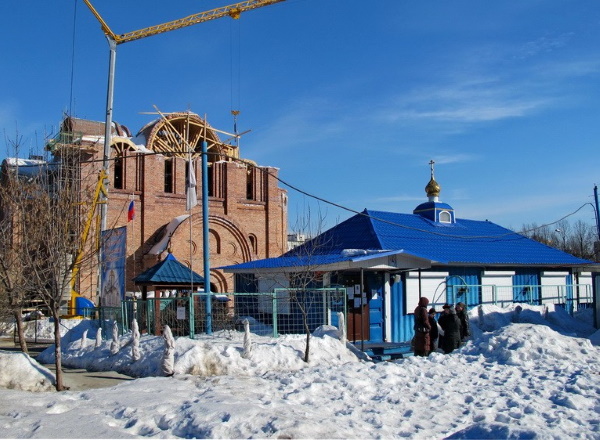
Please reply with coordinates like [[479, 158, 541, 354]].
[[186, 160, 198, 210], [127, 200, 135, 222]]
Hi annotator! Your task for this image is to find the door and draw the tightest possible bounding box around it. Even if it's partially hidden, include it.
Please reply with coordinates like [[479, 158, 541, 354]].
[[366, 272, 384, 343], [347, 295, 370, 342]]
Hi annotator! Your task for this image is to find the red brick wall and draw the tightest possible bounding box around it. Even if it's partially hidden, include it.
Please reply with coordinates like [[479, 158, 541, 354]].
[[80, 150, 287, 299]]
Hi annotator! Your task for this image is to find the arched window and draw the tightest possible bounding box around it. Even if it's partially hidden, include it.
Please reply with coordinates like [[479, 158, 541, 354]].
[[112, 141, 139, 191], [210, 229, 221, 254], [439, 211, 452, 223], [248, 234, 258, 254]]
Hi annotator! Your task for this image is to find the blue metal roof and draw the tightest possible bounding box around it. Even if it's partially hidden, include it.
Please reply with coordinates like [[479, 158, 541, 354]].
[[413, 201, 454, 212], [221, 209, 595, 271], [133, 253, 205, 285], [363, 209, 591, 265]]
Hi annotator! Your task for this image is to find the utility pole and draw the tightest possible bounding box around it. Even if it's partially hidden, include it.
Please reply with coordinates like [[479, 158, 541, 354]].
[[593, 185, 600, 331], [594, 185, 600, 242]]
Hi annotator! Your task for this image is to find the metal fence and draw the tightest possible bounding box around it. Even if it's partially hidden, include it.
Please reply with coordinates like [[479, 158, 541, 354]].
[[447, 284, 593, 313], [84, 284, 591, 340], [89, 288, 347, 339], [81, 306, 125, 338], [236, 288, 347, 337]]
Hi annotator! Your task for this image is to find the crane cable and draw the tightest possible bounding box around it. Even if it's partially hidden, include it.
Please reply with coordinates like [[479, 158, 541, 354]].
[[230, 18, 242, 145], [69, 0, 79, 117]]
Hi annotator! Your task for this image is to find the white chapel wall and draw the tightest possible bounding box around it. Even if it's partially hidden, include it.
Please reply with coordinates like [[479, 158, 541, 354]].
[[481, 270, 515, 304], [405, 271, 449, 312]]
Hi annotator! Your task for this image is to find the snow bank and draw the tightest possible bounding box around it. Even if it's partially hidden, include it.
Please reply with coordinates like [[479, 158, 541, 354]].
[[0, 351, 55, 392], [470, 303, 597, 340], [37, 321, 360, 378]]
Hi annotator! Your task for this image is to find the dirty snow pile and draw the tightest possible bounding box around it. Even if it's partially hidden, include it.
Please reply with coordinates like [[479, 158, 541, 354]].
[[0, 351, 55, 392], [0, 303, 598, 439]]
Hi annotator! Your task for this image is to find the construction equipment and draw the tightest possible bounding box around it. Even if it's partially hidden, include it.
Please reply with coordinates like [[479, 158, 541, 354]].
[[81, 1, 285, 327], [83, 0, 286, 45], [66, 169, 108, 317]]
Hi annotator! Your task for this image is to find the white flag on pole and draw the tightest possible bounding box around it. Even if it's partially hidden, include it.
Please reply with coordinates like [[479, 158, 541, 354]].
[[186, 159, 198, 210]]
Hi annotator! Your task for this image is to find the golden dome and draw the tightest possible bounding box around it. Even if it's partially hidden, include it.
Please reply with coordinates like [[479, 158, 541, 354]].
[[425, 177, 441, 198]]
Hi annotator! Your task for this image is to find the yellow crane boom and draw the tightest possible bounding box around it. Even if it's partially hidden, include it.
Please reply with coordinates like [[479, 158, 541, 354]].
[[70, 169, 108, 296], [83, 0, 286, 45]]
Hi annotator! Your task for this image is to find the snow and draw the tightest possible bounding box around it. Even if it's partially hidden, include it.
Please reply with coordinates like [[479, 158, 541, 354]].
[[0, 303, 599, 439], [0, 351, 55, 392]]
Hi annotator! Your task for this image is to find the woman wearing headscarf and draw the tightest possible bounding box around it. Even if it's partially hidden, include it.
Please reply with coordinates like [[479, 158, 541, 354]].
[[413, 297, 431, 356]]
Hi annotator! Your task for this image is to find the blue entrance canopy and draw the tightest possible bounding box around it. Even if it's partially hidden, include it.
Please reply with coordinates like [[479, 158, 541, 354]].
[[133, 253, 204, 286]]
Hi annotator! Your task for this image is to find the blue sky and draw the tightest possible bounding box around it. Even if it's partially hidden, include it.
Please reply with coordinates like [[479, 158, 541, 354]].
[[1, 0, 599, 233]]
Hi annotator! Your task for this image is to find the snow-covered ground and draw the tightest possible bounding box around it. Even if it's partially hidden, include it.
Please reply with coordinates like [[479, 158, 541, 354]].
[[0, 303, 599, 439]]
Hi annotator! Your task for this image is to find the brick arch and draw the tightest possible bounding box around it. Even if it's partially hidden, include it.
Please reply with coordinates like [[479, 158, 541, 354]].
[[190, 214, 253, 263], [209, 270, 229, 293], [166, 214, 251, 295]]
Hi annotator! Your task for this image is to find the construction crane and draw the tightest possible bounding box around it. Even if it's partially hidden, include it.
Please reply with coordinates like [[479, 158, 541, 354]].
[[83, 0, 286, 45], [81, 0, 287, 231], [81, 1, 285, 326]]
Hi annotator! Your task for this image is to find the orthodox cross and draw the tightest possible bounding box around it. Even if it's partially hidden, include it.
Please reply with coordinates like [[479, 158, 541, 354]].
[[429, 159, 435, 178]]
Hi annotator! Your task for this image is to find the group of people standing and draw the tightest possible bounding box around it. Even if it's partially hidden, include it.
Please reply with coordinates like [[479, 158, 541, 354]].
[[413, 297, 470, 356]]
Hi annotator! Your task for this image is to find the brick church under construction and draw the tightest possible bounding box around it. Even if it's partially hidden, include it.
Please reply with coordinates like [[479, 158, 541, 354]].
[[46, 112, 288, 305]]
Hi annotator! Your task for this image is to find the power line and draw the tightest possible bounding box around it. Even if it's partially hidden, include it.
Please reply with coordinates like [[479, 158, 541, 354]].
[[4, 147, 595, 240]]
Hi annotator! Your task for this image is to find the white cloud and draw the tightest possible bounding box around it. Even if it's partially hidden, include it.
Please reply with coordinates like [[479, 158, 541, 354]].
[[381, 78, 552, 124], [515, 33, 574, 60], [431, 154, 478, 165]]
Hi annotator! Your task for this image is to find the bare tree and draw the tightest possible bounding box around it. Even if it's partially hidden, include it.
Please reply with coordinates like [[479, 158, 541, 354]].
[[282, 208, 333, 363], [19, 165, 73, 390], [552, 219, 571, 252], [520, 222, 554, 246], [0, 134, 48, 354], [569, 220, 596, 261], [0, 164, 29, 353], [520, 219, 598, 262], [17, 148, 102, 391]]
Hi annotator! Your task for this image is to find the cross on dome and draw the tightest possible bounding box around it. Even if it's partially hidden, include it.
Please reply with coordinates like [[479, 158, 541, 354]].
[[425, 159, 441, 200]]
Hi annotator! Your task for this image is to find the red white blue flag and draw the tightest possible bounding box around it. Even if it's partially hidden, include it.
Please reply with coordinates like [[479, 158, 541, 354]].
[[128, 200, 135, 222]]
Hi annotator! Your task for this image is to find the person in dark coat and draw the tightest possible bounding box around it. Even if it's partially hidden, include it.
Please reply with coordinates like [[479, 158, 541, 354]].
[[455, 302, 471, 343], [438, 304, 461, 354], [428, 307, 440, 353], [413, 297, 431, 356]]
